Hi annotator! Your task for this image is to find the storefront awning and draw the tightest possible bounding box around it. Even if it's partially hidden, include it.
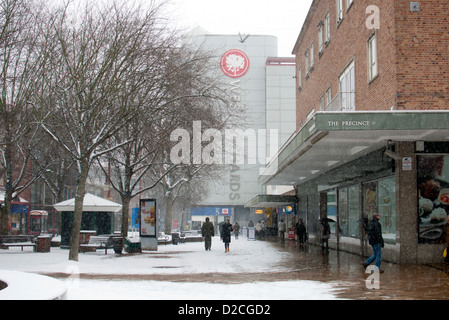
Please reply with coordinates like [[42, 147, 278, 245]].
[[260, 111, 449, 186], [245, 194, 297, 208]]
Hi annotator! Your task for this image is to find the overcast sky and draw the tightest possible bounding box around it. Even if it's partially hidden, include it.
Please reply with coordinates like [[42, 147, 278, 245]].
[[168, 0, 313, 56]]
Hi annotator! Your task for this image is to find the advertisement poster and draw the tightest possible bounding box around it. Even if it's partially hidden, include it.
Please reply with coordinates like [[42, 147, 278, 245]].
[[417, 155, 449, 244], [140, 199, 156, 237]]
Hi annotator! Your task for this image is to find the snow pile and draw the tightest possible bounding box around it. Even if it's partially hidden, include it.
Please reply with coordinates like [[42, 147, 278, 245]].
[[0, 270, 67, 300]]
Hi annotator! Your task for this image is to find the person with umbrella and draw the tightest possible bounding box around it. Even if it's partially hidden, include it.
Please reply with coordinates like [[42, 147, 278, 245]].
[[320, 218, 331, 253]]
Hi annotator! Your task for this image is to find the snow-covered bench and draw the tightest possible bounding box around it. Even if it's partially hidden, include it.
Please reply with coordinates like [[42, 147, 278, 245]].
[[0, 236, 37, 251], [79, 236, 113, 254]]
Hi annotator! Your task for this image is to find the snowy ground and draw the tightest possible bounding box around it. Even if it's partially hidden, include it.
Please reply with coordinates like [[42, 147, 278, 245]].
[[0, 236, 342, 300]]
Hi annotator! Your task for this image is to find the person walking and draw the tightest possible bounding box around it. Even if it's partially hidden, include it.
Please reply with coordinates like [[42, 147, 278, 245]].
[[363, 213, 385, 273], [201, 217, 215, 251], [255, 221, 262, 240], [221, 219, 233, 253], [233, 221, 240, 239], [320, 218, 331, 253], [295, 219, 307, 246], [278, 219, 286, 244]]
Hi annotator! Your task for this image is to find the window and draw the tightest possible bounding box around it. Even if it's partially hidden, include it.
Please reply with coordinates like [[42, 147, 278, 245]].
[[339, 61, 355, 111], [336, 0, 343, 24], [298, 67, 302, 90], [326, 87, 332, 105], [325, 13, 331, 45], [368, 34, 378, 81], [318, 24, 324, 56], [363, 177, 396, 244], [309, 43, 314, 71], [346, 0, 353, 10], [338, 185, 360, 238], [319, 96, 325, 111], [305, 50, 309, 78]]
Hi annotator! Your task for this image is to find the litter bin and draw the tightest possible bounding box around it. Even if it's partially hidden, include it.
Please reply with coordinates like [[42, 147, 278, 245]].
[[36, 235, 51, 253], [125, 237, 141, 253], [171, 233, 180, 245], [112, 236, 123, 254]]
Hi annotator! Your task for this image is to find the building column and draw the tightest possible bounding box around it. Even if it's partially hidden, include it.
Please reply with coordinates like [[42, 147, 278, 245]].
[[395, 141, 418, 264]]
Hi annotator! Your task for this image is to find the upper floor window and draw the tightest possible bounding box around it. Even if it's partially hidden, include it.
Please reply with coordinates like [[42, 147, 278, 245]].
[[346, 0, 354, 10], [339, 61, 355, 111], [336, 0, 343, 24], [318, 24, 324, 56], [368, 34, 378, 81], [326, 87, 332, 105], [325, 13, 331, 45], [309, 43, 314, 71], [298, 67, 302, 90]]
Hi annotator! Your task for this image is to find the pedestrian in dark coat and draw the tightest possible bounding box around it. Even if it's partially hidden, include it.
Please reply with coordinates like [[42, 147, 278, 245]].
[[320, 219, 331, 252], [295, 219, 307, 245], [363, 213, 385, 273], [221, 219, 233, 253], [201, 217, 215, 251]]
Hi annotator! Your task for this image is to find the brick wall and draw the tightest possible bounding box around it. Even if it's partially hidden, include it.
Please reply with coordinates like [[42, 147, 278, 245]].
[[294, 0, 449, 129], [394, 0, 449, 110]]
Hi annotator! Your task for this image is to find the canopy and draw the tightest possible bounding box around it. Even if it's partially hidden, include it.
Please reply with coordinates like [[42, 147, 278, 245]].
[[53, 193, 122, 213], [30, 210, 48, 216]]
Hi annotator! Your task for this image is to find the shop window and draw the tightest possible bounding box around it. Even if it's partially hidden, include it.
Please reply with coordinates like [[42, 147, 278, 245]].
[[326, 190, 337, 236], [417, 155, 449, 244], [363, 176, 396, 244], [338, 185, 360, 238]]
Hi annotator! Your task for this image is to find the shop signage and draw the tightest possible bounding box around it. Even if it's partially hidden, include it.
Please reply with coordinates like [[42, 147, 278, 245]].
[[402, 157, 412, 171], [327, 120, 371, 127], [220, 49, 250, 78]]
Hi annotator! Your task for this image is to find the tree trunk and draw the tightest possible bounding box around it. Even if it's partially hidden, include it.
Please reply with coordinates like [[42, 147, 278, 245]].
[[68, 161, 89, 261], [164, 191, 173, 234], [0, 142, 14, 236], [120, 195, 131, 240]]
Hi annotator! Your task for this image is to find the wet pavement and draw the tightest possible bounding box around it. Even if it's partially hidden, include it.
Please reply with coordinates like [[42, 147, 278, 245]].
[[270, 240, 449, 300], [40, 239, 449, 300]]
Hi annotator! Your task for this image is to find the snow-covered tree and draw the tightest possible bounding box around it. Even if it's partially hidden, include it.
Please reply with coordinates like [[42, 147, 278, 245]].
[[34, 1, 170, 261]]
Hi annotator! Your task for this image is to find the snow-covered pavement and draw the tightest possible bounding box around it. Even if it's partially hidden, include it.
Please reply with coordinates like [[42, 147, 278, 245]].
[[0, 236, 342, 300]]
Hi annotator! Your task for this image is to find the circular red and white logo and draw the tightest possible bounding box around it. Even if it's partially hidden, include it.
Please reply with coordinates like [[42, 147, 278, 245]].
[[220, 49, 250, 78]]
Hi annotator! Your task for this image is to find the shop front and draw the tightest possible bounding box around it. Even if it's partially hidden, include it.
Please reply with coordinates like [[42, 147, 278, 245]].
[[190, 206, 233, 233], [260, 111, 449, 264]]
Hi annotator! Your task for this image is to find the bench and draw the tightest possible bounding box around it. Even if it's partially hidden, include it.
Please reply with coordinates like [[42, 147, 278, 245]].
[[79, 235, 123, 254], [79, 236, 113, 254], [0, 236, 37, 251]]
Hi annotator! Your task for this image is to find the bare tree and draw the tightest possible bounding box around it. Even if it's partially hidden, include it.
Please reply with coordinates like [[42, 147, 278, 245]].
[[34, 1, 171, 261], [0, 0, 53, 235]]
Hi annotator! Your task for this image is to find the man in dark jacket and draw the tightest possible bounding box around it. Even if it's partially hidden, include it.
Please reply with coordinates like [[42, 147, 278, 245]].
[[363, 213, 385, 273], [201, 217, 215, 251]]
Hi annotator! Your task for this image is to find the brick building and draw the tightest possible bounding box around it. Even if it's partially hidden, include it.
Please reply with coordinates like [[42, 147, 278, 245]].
[[252, 0, 449, 264], [295, 0, 448, 126]]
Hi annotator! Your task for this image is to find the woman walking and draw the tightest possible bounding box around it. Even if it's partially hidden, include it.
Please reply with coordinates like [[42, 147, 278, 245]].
[[221, 219, 233, 253]]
